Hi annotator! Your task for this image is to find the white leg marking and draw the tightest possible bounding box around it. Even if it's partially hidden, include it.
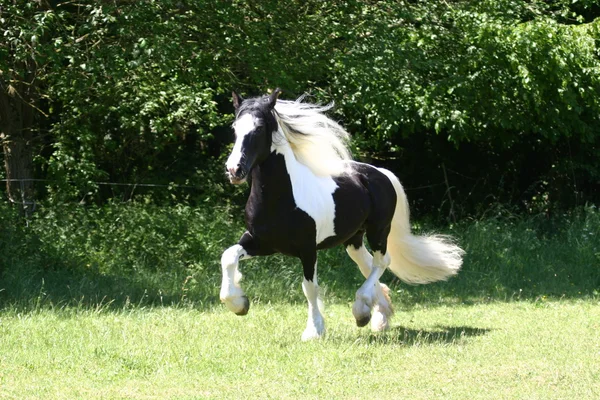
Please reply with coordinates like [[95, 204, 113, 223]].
[[220, 244, 250, 315], [346, 244, 373, 277], [347, 246, 393, 331], [356, 251, 389, 306], [301, 264, 325, 341], [370, 283, 393, 332]]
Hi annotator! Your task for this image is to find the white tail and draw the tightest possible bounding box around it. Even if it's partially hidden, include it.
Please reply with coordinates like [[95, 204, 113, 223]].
[[378, 169, 464, 284]]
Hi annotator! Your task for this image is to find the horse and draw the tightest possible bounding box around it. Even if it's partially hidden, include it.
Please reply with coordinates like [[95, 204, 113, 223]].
[[220, 89, 464, 341]]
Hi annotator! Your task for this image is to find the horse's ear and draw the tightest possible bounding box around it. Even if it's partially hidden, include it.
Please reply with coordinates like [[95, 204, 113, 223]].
[[232, 91, 243, 110], [268, 88, 282, 109]]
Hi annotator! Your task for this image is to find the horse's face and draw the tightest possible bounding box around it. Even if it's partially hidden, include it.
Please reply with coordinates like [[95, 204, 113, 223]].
[[226, 89, 281, 184]]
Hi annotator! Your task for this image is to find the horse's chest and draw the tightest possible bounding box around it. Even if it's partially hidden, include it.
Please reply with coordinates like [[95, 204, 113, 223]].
[[246, 161, 338, 246], [288, 174, 338, 244]]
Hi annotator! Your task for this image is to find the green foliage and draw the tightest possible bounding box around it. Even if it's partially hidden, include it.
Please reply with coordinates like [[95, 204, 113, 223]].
[[323, 1, 600, 215], [0, 201, 241, 306], [42, 2, 226, 199], [1, 0, 600, 212], [451, 205, 600, 299], [330, 1, 600, 144]]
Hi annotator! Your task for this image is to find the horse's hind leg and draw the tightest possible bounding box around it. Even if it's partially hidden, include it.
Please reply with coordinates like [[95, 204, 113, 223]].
[[345, 232, 393, 331]]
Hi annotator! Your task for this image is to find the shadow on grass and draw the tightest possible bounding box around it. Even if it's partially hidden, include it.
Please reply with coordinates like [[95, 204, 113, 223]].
[[2, 202, 599, 313], [366, 325, 491, 346], [0, 266, 222, 312], [2, 258, 597, 314]]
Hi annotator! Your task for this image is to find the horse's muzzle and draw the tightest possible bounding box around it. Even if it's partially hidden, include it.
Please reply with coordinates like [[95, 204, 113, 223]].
[[226, 165, 248, 184]]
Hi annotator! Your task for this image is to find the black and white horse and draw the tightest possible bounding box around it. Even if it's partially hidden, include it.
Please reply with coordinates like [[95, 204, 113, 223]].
[[220, 89, 464, 340]]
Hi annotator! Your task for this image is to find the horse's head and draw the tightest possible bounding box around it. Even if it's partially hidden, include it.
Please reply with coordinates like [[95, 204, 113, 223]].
[[226, 89, 281, 184]]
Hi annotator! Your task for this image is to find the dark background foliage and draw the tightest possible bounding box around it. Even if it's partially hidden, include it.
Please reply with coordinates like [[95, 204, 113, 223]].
[[1, 1, 600, 309], [1, 0, 599, 219]]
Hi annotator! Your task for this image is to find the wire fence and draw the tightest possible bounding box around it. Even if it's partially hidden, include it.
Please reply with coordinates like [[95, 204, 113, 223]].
[[0, 178, 213, 218], [0, 178, 447, 191], [1, 176, 458, 223], [0, 178, 205, 190]]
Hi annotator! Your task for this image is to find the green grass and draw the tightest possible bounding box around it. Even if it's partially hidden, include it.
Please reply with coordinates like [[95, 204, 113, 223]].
[[0, 202, 599, 398], [0, 300, 598, 399], [1, 202, 599, 308]]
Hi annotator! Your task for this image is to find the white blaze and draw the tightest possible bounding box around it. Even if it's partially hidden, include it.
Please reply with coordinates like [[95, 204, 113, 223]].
[[227, 113, 258, 171]]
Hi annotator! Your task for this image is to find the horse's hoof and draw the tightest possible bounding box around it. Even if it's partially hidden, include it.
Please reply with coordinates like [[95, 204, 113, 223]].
[[302, 327, 325, 341], [223, 295, 250, 315], [355, 314, 371, 327], [234, 296, 250, 316], [352, 298, 371, 327], [301, 318, 325, 341]]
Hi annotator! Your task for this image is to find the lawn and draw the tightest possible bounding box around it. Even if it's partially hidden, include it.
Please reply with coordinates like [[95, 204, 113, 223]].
[[0, 299, 598, 399], [0, 203, 599, 398]]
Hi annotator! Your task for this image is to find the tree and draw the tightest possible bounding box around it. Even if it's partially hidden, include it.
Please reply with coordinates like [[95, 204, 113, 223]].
[[327, 0, 600, 214], [0, 1, 54, 215], [2, 0, 342, 205], [1, 0, 599, 215]]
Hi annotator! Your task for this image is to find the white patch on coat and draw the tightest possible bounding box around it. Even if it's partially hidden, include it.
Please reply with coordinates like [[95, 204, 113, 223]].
[[226, 113, 259, 172], [353, 249, 388, 321], [272, 133, 338, 244], [345, 245, 394, 325]]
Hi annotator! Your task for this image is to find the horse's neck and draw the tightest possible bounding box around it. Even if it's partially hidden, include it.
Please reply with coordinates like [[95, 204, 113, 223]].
[[251, 136, 338, 244], [249, 147, 294, 202], [272, 140, 303, 177], [249, 140, 309, 199]]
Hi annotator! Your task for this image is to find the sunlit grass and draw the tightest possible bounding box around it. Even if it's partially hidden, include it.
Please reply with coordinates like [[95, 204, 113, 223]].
[[1, 203, 599, 398], [0, 300, 598, 399]]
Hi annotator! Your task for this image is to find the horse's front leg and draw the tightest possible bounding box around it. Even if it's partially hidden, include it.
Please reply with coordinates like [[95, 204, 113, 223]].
[[219, 232, 257, 315], [300, 251, 325, 341]]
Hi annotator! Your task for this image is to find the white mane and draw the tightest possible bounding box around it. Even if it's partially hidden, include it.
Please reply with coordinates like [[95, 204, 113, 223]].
[[273, 97, 352, 177]]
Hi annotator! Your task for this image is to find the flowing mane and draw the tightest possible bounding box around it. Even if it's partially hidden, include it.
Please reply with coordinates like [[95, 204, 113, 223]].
[[273, 97, 352, 177]]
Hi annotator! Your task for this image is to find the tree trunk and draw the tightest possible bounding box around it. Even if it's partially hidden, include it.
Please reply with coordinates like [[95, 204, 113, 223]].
[[0, 82, 36, 217], [2, 133, 35, 217]]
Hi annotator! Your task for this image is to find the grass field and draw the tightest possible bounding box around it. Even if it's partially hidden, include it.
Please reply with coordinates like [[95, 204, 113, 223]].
[[0, 300, 598, 399], [0, 203, 599, 398]]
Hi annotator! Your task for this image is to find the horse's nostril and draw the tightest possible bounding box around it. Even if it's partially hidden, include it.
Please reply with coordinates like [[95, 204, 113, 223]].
[[227, 165, 241, 177]]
